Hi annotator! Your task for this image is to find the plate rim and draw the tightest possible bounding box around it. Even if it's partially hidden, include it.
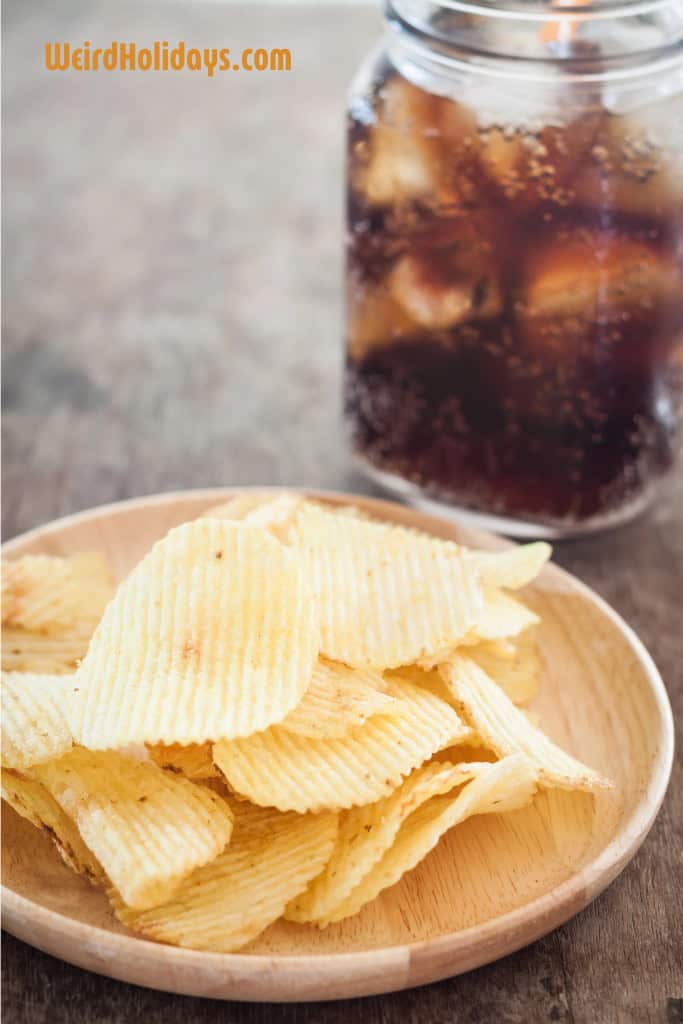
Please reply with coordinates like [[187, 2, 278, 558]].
[[1, 487, 675, 1001]]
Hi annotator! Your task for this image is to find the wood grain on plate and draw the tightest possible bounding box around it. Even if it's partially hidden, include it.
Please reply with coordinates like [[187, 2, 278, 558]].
[[1, 489, 674, 1002]]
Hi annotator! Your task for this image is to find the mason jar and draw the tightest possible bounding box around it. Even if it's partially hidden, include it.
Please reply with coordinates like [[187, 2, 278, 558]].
[[344, 0, 683, 537]]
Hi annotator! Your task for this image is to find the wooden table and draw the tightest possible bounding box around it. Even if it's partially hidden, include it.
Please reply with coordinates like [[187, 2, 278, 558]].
[[3, 2, 682, 1021]]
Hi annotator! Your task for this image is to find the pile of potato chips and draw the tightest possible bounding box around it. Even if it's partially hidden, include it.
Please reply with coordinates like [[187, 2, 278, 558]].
[[1, 493, 611, 952]]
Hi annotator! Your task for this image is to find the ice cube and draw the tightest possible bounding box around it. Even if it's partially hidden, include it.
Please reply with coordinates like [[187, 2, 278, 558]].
[[540, 110, 604, 184], [573, 159, 677, 219], [602, 66, 683, 118], [519, 230, 680, 321], [360, 77, 444, 206], [456, 65, 573, 134], [433, 95, 488, 206], [518, 231, 682, 376], [389, 254, 472, 328], [388, 254, 502, 329], [630, 92, 683, 165], [381, 73, 438, 132], [347, 279, 417, 360], [477, 127, 528, 198], [572, 106, 683, 217], [437, 95, 481, 155], [362, 122, 440, 206], [476, 110, 604, 206]]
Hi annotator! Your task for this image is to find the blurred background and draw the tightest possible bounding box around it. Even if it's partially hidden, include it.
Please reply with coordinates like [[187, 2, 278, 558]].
[[5, 0, 683, 541], [2, 0, 380, 538]]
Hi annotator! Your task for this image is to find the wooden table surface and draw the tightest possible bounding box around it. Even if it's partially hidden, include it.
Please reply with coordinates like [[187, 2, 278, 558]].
[[2, 2, 682, 1021]]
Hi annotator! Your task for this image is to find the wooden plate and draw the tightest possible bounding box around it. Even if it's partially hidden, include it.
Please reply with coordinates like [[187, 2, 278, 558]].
[[1, 489, 673, 1002]]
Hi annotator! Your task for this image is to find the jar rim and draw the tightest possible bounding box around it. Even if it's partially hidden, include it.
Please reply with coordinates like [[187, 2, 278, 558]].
[[414, 0, 674, 22], [386, 0, 683, 74]]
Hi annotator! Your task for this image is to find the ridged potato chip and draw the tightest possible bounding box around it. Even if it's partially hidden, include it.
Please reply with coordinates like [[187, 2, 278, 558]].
[[387, 663, 455, 703], [35, 748, 235, 909], [2, 552, 113, 632], [242, 494, 306, 543], [459, 589, 539, 647], [201, 491, 283, 521], [279, 659, 398, 739], [439, 655, 611, 791], [286, 760, 476, 924], [1, 672, 73, 771], [69, 520, 319, 748], [1, 770, 104, 883], [430, 742, 497, 765], [242, 495, 380, 543], [199, 776, 232, 799], [204, 491, 305, 544], [386, 667, 498, 759], [466, 630, 541, 705], [146, 742, 219, 779], [112, 801, 338, 952], [2, 552, 113, 675], [213, 677, 472, 812], [294, 503, 484, 668], [467, 542, 551, 591], [328, 503, 376, 522], [203, 492, 372, 529], [460, 590, 538, 646], [1, 623, 96, 675], [322, 754, 538, 924]]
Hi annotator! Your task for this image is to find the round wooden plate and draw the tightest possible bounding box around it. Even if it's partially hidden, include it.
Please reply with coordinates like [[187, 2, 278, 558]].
[[1, 489, 674, 1002]]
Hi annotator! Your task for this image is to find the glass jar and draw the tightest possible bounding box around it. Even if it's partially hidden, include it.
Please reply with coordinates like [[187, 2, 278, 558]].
[[344, 0, 683, 537]]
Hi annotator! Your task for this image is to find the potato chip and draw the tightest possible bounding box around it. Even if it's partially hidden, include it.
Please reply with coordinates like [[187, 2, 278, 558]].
[[322, 754, 538, 924], [294, 503, 484, 668], [204, 492, 374, 524], [213, 677, 472, 812], [328, 503, 375, 522], [35, 748, 234, 909], [202, 493, 381, 540], [2, 552, 113, 632], [112, 801, 338, 952], [1, 672, 73, 771], [1, 769, 104, 883], [466, 630, 541, 705], [468, 590, 538, 643], [2, 552, 113, 675], [439, 655, 611, 791], [279, 659, 399, 739], [429, 742, 497, 765], [201, 491, 283, 521], [387, 668, 498, 757], [198, 776, 232, 799], [458, 589, 539, 647], [146, 742, 219, 779], [285, 760, 476, 924], [242, 494, 307, 544], [467, 542, 551, 591], [69, 520, 319, 748], [241, 495, 383, 543], [386, 663, 454, 702], [1, 623, 96, 675], [117, 743, 152, 762]]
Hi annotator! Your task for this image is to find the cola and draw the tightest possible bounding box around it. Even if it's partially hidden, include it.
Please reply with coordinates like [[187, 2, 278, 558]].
[[345, 68, 683, 527]]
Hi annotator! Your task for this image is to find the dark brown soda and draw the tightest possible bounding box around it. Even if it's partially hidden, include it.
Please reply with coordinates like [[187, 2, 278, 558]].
[[344, 66, 683, 525]]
